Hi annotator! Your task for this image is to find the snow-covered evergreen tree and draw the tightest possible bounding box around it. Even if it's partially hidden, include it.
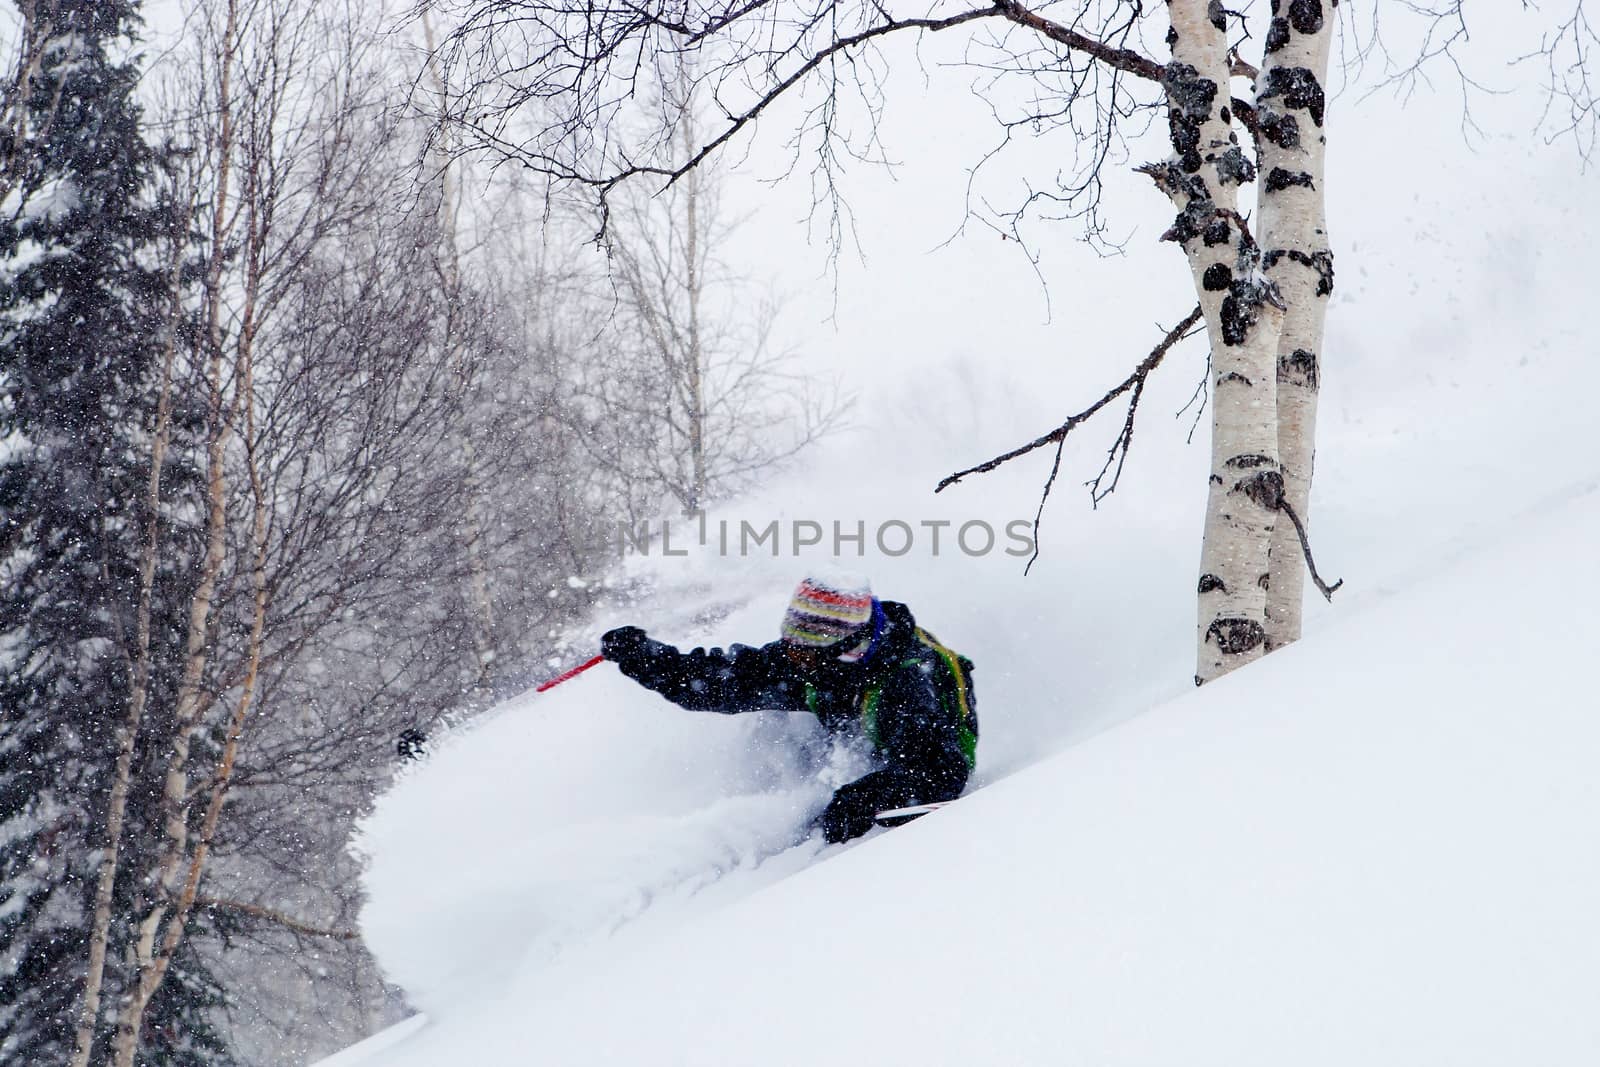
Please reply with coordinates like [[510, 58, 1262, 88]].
[[0, 3, 231, 1063]]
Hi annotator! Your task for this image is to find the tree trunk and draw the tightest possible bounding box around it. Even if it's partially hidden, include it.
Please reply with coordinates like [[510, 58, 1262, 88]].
[[112, 286, 272, 1067], [681, 111, 708, 515], [1259, 3, 1335, 650], [69, 206, 192, 1067], [1149, 0, 1286, 685], [111, 8, 239, 1058]]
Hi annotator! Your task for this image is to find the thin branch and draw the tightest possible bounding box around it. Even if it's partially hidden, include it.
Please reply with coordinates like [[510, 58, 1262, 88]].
[[936, 305, 1203, 492], [937, 305, 1203, 574], [1277, 497, 1343, 601], [1089, 372, 1145, 505], [194, 896, 359, 941], [992, 0, 1162, 81]]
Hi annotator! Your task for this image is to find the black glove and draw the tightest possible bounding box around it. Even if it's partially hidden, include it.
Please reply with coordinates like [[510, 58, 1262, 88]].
[[600, 625, 650, 672], [817, 780, 880, 844]]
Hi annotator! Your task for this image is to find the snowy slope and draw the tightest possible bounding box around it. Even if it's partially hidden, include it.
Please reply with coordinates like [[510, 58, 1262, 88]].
[[344, 471, 1600, 1066], [329, 9, 1600, 1065]]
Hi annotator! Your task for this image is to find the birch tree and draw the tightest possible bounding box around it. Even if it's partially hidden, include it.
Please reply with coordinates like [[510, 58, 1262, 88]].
[[1258, 5, 1335, 652], [5, 0, 627, 1059], [418, 8, 501, 688], [63, 0, 491, 1060]]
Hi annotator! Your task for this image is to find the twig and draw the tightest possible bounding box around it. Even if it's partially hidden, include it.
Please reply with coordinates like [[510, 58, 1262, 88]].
[[1022, 435, 1070, 575], [1089, 373, 1145, 506], [1176, 346, 1210, 444], [1277, 496, 1343, 601], [1238, 471, 1343, 601]]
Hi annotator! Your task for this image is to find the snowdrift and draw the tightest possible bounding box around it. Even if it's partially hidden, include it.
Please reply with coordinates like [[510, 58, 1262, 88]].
[[346, 471, 1600, 1066]]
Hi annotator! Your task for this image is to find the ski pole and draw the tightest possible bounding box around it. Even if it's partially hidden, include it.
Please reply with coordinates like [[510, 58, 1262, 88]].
[[534, 654, 604, 692]]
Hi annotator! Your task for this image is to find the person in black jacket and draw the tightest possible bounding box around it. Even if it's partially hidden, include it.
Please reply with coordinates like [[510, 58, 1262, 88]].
[[600, 574, 976, 843]]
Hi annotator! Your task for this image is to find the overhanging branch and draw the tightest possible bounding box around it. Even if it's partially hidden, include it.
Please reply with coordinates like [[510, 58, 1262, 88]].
[[443, 0, 1267, 233], [937, 305, 1204, 574], [992, 0, 1163, 80], [936, 304, 1203, 493]]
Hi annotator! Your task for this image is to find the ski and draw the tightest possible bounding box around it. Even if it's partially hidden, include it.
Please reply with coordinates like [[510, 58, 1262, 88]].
[[873, 801, 952, 828]]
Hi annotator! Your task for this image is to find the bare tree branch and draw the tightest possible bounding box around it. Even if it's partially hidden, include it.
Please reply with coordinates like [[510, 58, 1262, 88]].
[[936, 305, 1202, 493], [936, 305, 1203, 574], [194, 896, 359, 941]]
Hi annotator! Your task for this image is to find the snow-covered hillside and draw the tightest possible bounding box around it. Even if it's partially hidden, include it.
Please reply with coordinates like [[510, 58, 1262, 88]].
[[342, 472, 1600, 1066], [325, 11, 1600, 1066]]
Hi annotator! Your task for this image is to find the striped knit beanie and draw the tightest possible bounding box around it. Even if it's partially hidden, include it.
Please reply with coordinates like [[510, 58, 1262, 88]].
[[779, 573, 875, 649]]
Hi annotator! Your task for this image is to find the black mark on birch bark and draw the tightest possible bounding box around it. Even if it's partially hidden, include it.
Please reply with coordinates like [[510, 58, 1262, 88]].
[[1218, 146, 1257, 186], [1227, 453, 1275, 469], [1203, 218, 1232, 246], [1265, 248, 1335, 295], [1266, 17, 1290, 53], [1278, 348, 1319, 388], [1162, 202, 1213, 244], [1141, 161, 1217, 245], [1208, 0, 1227, 32], [1206, 617, 1266, 655], [1220, 291, 1251, 344], [1265, 167, 1315, 193], [1165, 63, 1219, 173], [1238, 469, 1286, 511], [1199, 573, 1227, 594], [1260, 109, 1301, 149], [1218, 371, 1253, 387], [1203, 263, 1232, 291], [1258, 67, 1326, 127], [1289, 0, 1324, 33]]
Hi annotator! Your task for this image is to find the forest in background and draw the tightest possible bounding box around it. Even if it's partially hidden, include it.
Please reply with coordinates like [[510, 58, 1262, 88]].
[[0, 1, 839, 1063]]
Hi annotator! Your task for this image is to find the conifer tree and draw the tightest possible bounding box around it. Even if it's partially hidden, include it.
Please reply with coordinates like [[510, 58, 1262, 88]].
[[0, 3, 230, 1063]]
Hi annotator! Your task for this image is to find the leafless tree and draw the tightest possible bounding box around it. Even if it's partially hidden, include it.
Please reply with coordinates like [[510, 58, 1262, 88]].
[[422, 0, 1592, 684], [6, 0, 629, 1061], [552, 65, 850, 517], [59, 0, 527, 1061]]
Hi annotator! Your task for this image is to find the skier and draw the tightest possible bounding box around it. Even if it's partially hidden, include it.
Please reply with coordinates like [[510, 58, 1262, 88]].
[[600, 574, 977, 843]]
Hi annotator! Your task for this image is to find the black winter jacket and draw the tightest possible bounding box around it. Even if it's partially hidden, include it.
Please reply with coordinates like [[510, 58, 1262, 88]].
[[610, 601, 975, 836]]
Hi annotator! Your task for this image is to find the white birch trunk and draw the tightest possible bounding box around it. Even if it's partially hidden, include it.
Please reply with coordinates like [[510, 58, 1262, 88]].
[[69, 216, 190, 1067], [111, 293, 273, 1067], [681, 111, 708, 514], [112, 8, 239, 1058], [1149, 1, 1286, 684], [1257, 3, 1335, 650]]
